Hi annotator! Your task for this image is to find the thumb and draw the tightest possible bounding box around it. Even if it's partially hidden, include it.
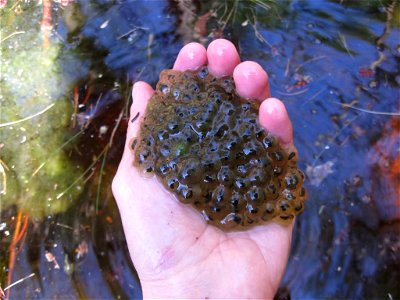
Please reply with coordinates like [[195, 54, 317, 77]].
[[120, 81, 154, 167]]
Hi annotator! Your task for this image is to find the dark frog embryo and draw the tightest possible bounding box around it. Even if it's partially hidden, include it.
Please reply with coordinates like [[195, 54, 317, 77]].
[[133, 67, 307, 230]]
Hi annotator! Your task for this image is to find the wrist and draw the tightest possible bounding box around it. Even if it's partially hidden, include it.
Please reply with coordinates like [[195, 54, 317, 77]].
[[140, 273, 275, 299], [141, 277, 199, 299]]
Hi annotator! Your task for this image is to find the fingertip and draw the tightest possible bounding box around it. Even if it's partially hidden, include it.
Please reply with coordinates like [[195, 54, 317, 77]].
[[233, 61, 270, 101], [259, 98, 293, 146], [173, 42, 207, 71], [207, 39, 240, 77]]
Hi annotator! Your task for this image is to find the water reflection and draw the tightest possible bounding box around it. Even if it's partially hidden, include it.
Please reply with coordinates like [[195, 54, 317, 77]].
[[0, 0, 399, 299]]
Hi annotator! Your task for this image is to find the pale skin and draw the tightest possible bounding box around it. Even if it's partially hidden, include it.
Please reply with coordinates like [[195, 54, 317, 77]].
[[112, 39, 296, 299]]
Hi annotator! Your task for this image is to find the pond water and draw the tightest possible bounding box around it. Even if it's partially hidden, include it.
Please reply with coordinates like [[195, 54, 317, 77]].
[[1, 0, 399, 299]]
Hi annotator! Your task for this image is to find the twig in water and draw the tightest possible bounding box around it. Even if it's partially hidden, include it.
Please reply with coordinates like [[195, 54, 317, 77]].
[[31, 129, 84, 177], [82, 166, 96, 184], [56, 146, 108, 199], [41, 0, 53, 49], [251, 0, 272, 11], [220, 0, 238, 31], [80, 93, 103, 129], [117, 26, 149, 40], [96, 147, 108, 213], [285, 58, 291, 77], [0, 103, 55, 128], [295, 56, 326, 73], [370, 52, 386, 71], [0, 31, 25, 43], [302, 88, 326, 106], [71, 83, 93, 128], [6, 212, 30, 299], [370, 0, 397, 70], [249, 8, 273, 49], [109, 109, 124, 148], [72, 86, 79, 128], [3, 273, 35, 292], [55, 222, 74, 230], [276, 88, 309, 96], [338, 32, 354, 59], [311, 114, 359, 166], [7, 0, 22, 12], [0, 159, 9, 195], [124, 74, 133, 116], [331, 101, 400, 116]]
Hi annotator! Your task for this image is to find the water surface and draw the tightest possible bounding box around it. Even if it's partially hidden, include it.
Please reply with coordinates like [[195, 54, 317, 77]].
[[1, 0, 399, 299]]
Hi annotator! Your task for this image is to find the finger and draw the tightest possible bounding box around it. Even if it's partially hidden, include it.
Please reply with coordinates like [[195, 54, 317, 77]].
[[233, 61, 270, 101], [128, 81, 154, 140], [259, 98, 294, 147], [120, 81, 154, 164], [173, 42, 207, 71], [207, 39, 240, 77]]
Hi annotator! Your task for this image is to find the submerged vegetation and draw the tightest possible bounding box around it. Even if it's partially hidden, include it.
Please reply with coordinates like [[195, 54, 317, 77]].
[[0, 3, 86, 296], [1, 2, 82, 218]]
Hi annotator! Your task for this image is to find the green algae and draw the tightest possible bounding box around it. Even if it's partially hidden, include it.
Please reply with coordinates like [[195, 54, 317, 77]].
[[0, 3, 83, 218]]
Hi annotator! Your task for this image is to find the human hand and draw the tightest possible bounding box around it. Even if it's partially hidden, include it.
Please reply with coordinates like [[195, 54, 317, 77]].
[[112, 39, 295, 299]]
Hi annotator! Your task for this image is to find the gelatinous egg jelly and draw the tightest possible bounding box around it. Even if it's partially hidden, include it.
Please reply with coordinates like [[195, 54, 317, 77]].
[[133, 67, 306, 230]]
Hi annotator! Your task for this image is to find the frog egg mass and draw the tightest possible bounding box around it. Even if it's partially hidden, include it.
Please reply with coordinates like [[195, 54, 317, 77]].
[[133, 67, 307, 230]]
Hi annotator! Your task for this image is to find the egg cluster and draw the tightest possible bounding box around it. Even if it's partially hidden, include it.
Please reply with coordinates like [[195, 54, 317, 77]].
[[133, 67, 306, 230]]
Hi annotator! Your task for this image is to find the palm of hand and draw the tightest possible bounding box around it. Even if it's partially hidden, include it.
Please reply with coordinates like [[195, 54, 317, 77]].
[[113, 39, 295, 299]]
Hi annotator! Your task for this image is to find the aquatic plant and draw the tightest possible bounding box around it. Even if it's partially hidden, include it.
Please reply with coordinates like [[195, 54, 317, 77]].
[[0, 1, 82, 219]]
